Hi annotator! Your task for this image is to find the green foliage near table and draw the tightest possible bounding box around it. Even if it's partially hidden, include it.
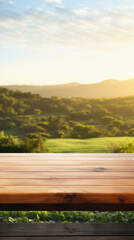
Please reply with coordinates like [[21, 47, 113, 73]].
[[0, 211, 134, 223], [0, 132, 48, 153]]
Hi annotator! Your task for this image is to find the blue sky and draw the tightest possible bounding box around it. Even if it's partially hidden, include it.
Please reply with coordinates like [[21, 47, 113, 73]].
[[1, 0, 134, 85]]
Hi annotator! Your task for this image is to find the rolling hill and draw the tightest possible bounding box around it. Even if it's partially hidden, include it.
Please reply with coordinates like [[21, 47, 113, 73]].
[[2, 78, 134, 98]]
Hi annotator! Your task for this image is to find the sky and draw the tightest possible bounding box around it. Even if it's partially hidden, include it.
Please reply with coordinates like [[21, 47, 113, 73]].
[[1, 0, 134, 85]]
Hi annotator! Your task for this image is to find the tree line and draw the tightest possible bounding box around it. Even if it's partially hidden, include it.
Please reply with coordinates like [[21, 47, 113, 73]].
[[0, 87, 134, 139]]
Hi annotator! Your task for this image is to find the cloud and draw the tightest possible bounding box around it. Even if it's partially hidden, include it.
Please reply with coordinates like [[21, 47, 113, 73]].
[[92, 10, 101, 15], [1, 0, 134, 50], [45, 0, 62, 4], [73, 8, 88, 16], [37, 7, 42, 11], [118, 5, 134, 10], [9, 1, 14, 4]]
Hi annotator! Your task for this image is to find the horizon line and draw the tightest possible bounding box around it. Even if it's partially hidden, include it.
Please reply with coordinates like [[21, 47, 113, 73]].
[[1, 78, 134, 86]]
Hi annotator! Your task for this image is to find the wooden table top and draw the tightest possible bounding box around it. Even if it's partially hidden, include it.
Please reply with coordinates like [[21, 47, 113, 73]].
[[0, 153, 134, 211]]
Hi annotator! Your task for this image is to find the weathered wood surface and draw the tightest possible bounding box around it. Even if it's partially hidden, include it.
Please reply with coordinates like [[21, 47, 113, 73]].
[[1, 236, 134, 239], [0, 153, 134, 210], [0, 223, 134, 239], [1, 237, 134, 240]]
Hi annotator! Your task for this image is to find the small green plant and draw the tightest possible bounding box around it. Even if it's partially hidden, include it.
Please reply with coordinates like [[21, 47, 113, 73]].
[[0, 131, 49, 153], [112, 142, 134, 153], [0, 211, 134, 223], [20, 133, 49, 153]]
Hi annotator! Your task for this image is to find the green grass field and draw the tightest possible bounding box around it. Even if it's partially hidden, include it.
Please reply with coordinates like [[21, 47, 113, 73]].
[[46, 137, 134, 153]]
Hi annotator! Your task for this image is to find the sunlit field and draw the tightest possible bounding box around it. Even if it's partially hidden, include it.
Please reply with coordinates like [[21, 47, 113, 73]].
[[46, 137, 134, 153]]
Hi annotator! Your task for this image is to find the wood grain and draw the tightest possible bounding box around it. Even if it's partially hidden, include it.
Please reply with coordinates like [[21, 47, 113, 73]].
[[0, 178, 134, 186], [0, 223, 134, 236], [0, 153, 134, 210], [1, 166, 134, 172], [0, 153, 134, 160], [0, 171, 134, 179], [1, 237, 134, 240]]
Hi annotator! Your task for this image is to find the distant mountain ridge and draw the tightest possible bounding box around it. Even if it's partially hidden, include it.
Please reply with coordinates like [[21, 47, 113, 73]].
[[2, 78, 134, 98]]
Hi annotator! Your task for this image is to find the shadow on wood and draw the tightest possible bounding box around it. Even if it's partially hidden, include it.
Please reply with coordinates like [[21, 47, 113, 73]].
[[0, 223, 134, 239]]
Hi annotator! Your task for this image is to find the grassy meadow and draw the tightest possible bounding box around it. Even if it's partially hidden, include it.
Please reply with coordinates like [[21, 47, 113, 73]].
[[46, 137, 134, 153]]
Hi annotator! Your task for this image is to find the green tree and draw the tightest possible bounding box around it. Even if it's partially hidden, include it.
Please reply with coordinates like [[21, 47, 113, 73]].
[[19, 133, 49, 153], [0, 133, 19, 153], [72, 124, 101, 139], [128, 128, 134, 136], [34, 109, 42, 116], [113, 142, 134, 153]]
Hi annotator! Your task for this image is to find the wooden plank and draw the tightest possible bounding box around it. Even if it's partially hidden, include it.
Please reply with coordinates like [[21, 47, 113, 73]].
[[0, 171, 134, 179], [1, 166, 134, 172], [0, 186, 134, 204], [1, 185, 134, 194], [0, 224, 134, 236], [1, 237, 134, 240], [1, 160, 134, 164], [0, 153, 134, 210], [1, 178, 134, 186], [0, 153, 134, 161]]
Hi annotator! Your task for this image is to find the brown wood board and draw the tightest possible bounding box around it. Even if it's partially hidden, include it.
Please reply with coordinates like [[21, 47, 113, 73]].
[[0, 153, 134, 210]]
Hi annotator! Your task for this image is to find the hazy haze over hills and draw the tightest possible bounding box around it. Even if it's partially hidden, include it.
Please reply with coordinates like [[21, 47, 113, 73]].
[[2, 79, 134, 98]]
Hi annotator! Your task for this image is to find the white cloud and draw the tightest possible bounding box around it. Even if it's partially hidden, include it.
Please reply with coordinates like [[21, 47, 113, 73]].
[[92, 10, 101, 15], [73, 8, 88, 16], [45, 0, 62, 4], [37, 7, 42, 11], [9, 1, 14, 5], [1, 0, 134, 50], [118, 5, 134, 10], [47, 11, 55, 15]]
